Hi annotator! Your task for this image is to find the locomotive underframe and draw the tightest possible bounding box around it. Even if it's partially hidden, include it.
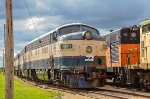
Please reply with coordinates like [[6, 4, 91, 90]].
[[14, 65, 106, 88], [127, 64, 150, 90], [106, 64, 150, 90]]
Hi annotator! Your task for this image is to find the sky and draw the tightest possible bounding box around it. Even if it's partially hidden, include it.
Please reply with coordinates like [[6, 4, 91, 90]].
[[0, 0, 150, 67]]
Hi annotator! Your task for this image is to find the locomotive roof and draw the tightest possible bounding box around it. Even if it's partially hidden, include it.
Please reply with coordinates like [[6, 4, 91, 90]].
[[105, 27, 133, 37], [140, 19, 150, 26], [105, 29, 121, 37], [27, 23, 98, 45]]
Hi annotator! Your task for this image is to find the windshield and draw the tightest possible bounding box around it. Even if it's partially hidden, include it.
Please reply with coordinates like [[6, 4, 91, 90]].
[[81, 25, 99, 35], [142, 24, 150, 33], [59, 25, 80, 36], [58, 24, 99, 36]]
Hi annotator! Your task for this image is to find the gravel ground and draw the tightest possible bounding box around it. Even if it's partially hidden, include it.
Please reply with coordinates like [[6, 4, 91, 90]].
[[60, 92, 111, 99]]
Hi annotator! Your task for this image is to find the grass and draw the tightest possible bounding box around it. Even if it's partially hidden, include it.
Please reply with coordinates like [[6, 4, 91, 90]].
[[0, 73, 59, 99]]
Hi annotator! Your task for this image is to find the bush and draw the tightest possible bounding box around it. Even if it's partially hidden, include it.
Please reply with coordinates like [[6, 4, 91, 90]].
[[0, 69, 2, 74]]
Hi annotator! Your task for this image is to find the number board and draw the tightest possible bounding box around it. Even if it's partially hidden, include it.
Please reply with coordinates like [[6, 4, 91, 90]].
[[61, 44, 72, 49]]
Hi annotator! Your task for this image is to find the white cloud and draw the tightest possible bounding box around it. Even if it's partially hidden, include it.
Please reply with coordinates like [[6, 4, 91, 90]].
[[36, 0, 49, 10], [0, 37, 4, 48], [0, 49, 4, 67], [14, 40, 28, 51], [61, 0, 87, 6], [98, 29, 109, 35], [25, 17, 45, 30], [19, 15, 64, 35]]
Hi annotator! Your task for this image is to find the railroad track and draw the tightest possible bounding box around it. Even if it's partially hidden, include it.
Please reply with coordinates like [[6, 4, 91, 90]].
[[99, 87, 150, 98], [38, 83, 150, 99], [18, 77, 150, 99], [47, 86, 150, 99]]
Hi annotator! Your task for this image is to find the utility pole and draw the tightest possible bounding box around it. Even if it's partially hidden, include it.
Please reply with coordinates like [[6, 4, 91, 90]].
[[5, 0, 14, 99], [2, 49, 5, 75], [3, 24, 6, 75]]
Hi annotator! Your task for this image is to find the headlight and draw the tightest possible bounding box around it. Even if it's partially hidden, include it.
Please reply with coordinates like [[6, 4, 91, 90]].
[[131, 32, 136, 37], [83, 31, 92, 40]]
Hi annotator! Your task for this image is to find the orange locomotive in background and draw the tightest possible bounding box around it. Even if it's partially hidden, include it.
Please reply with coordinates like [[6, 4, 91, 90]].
[[105, 26, 140, 82]]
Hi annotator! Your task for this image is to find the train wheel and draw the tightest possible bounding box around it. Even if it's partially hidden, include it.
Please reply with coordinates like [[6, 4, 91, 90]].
[[143, 80, 149, 91], [133, 75, 140, 88], [139, 79, 148, 91]]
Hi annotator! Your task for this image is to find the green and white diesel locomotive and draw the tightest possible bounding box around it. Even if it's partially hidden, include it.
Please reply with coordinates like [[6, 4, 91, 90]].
[[14, 23, 106, 88]]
